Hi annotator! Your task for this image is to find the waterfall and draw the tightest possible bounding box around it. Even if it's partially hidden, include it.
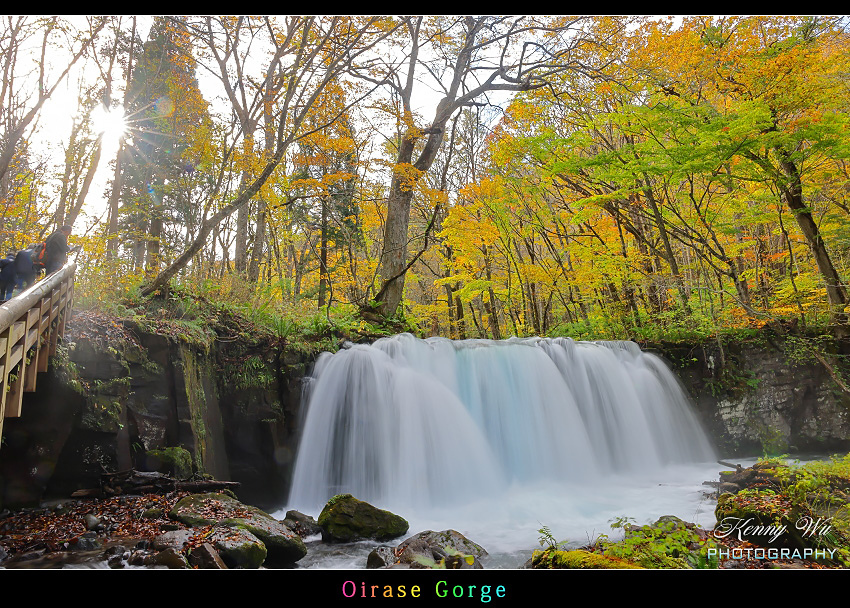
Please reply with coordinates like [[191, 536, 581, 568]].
[[286, 333, 715, 516]]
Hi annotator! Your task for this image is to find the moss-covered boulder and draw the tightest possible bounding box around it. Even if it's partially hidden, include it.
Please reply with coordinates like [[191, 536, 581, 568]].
[[317, 494, 408, 542], [531, 549, 644, 569], [169, 492, 307, 563], [205, 526, 267, 569], [152, 524, 264, 569], [145, 447, 194, 480]]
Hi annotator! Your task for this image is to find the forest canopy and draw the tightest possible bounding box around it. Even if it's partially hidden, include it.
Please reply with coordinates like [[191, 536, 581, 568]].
[[2, 15, 849, 343]]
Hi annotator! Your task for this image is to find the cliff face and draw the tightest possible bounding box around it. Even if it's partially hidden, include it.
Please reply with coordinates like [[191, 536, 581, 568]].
[[0, 312, 318, 511], [644, 331, 850, 458], [2, 318, 848, 511]]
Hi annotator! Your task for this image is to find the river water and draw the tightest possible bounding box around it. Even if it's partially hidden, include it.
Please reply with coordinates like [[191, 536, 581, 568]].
[[274, 460, 724, 569]]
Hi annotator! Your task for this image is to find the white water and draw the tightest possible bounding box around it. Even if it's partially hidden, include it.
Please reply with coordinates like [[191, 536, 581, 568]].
[[280, 333, 720, 567]]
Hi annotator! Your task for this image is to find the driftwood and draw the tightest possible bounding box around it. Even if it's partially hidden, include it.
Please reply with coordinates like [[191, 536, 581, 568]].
[[717, 460, 743, 472], [71, 469, 240, 498]]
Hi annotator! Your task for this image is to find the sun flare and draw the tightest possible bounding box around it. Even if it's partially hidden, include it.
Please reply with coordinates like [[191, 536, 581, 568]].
[[91, 105, 128, 143]]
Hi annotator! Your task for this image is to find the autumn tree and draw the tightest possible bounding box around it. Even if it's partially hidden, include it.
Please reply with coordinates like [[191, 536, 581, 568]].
[[138, 16, 398, 297], [290, 107, 361, 308], [116, 17, 213, 276], [634, 16, 850, 330], [351, 15, 626, 319]]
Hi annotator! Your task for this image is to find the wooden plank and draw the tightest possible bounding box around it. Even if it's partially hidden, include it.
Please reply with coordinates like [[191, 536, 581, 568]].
[[0, 324, 11, 438], [9, 320, 25, 345], [37, 294, 52, 373], [5, 336, 24, 417], [26, 306, 38, 328], [6, 361, 24, 417], [59, 301, 70, 338], [28, 301, 48, 386], [49, 316, 61, 356], [25, 325, 38, 350], [24, 321, 39, 392], [39, 297, 51, 332], [23, 347, 38, 392], [7, 343, 23, 373], [37, 334, 50, 372]]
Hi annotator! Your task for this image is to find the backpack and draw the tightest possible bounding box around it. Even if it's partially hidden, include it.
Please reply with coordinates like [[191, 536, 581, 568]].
[[33, 242, 47, 268]]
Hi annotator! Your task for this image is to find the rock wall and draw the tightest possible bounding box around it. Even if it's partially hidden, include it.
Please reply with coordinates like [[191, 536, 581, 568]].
[[644, 330, 850, 458], [0, 315, 318, 511]]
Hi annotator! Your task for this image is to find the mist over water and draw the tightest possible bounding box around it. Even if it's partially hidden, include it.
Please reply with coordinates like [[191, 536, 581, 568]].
[[282, 334, 719, 565]]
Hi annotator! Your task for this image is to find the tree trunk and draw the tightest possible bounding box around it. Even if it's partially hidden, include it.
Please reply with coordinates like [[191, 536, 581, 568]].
[[248, 98, 275, 284], [105, 150, 123, 260], [375, 132, 418, 315], [318, 194, 329, 308], [776, 148, 848, 321], [642, 178, 691, 313], [233, 169, 251, 275], [146, 209, 162, 278], [65, 135, 103, 228]]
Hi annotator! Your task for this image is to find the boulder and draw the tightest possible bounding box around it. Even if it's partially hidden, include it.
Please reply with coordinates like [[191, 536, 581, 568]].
[[283, 510, 322, 538], [144, 447, 194, 480], [169, 492, 306, 563], [152, 529, 194, 552], [317, 494, 408, 543], [144, 547, 190, 569], [188, 541, 229, 569], [103, 545, 129, 569], [206, 525, 267, 569], [70, 531, 102, 552], [395, 530, 488, 569], [367, 546, 399, 569]]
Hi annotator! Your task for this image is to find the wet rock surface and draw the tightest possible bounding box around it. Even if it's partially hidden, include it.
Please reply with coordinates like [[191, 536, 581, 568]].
[[368, 529, 489, 569], [0, 490, 304, 569]]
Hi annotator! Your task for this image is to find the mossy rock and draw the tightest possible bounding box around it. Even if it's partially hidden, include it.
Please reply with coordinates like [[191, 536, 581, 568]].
[[205, 525, 268, 569], [142, 507, 164, 519], [170, 492, 307, 563], [146, 447, 194, 480], [317, 495, 409, 542], [531, 549, 643, 569]]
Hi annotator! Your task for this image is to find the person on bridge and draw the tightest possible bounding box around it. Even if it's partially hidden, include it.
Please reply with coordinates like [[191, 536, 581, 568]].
[[0, 252, 16, 301], [14, 246, 37, 293], [44, 225, 77, 275]]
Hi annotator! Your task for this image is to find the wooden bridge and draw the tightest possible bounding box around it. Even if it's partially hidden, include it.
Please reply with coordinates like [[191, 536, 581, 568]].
[[0, 263, 76, 444]]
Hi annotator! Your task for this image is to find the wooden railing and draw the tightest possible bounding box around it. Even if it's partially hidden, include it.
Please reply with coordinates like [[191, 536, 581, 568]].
[[0, 262, 76, 443]]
